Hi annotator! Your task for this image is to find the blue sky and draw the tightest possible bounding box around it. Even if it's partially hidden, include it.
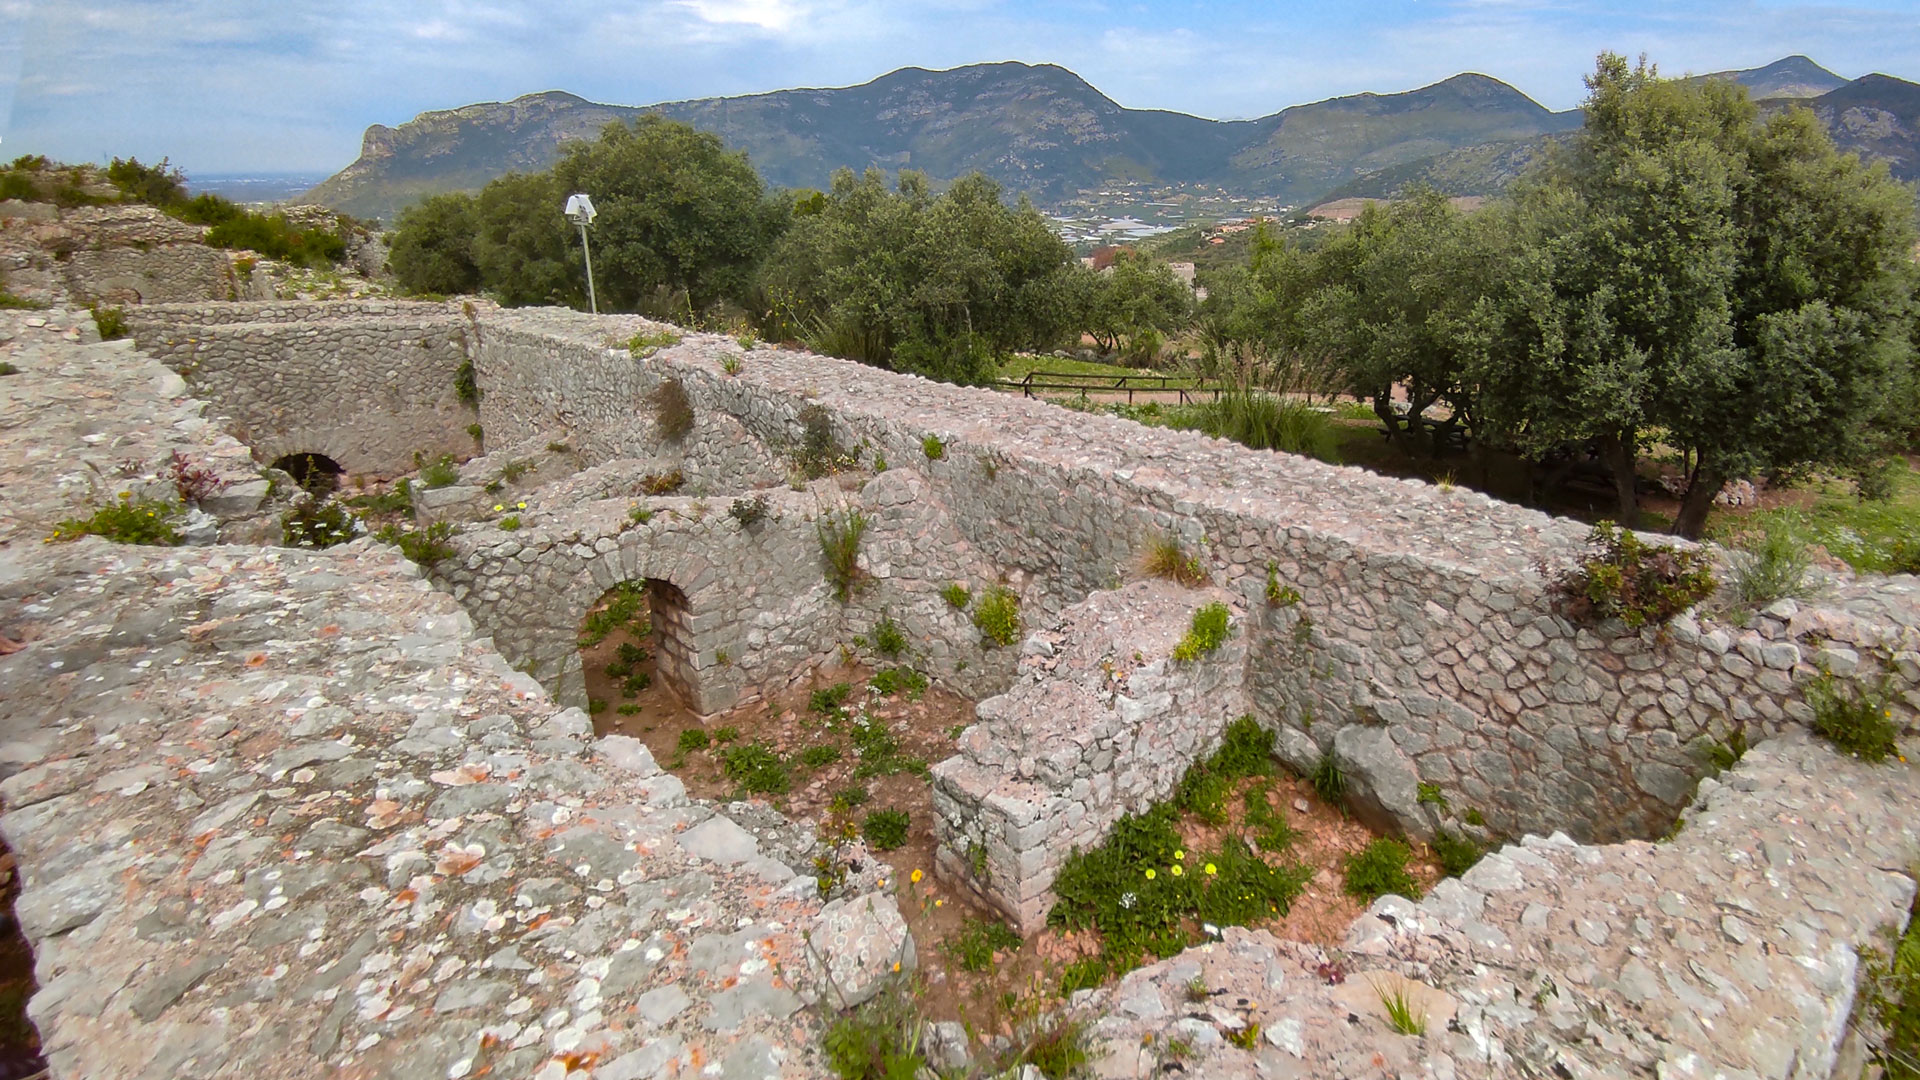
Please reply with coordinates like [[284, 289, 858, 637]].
[[3, 0, 1918, 175]]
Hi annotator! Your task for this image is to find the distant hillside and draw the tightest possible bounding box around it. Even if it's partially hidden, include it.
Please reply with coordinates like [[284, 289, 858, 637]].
[[301, 62, 1575, 221], [1307, 63, 1920, 206], [1805, 73, 1920, 185], [1697, 55, 1849, 100], [303, 56, 1918, 223]]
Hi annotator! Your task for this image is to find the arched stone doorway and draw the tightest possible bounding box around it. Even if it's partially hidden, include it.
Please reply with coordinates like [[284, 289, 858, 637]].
[[271, 452, 346, 497], [576, 578, 698, 735]]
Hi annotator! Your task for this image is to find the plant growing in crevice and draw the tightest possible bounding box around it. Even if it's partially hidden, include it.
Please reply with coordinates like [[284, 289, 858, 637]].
[[453, 357, 480, 406], [90, 304, 128, 341], [1373, 978, 1429, 1036], [1415, 783, 1449, 811], [415, 452, 460, 489], [1142, 534, 1208, 586], [1172, 602, 1231, 661], [1310, 750, 1345, 804], [868, 667, 928, 699], [817, 508, 870, 602], [1551, 521, 1716, 630], [921, 434, 945, 460], [1265, 562, 1302, 607], [168, 451, 227, 505], [870, 612, 907, 658], [795, 403, 853, 479], [650, 377, 694, 441], [1430, 830, 1484, 877], [973, 586, 1021, 647], [940, 582, 970, 610], [639, 470, 684, 495], [728, 495, 769, 528], [627, 329, 681, 356]]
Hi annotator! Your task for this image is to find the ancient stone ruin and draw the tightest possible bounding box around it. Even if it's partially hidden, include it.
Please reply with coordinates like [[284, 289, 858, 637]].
[[1, 295, 1917, 1079]]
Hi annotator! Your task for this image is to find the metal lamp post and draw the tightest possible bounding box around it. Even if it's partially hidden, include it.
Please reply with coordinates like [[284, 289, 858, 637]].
[[564, 193, 598, 314]]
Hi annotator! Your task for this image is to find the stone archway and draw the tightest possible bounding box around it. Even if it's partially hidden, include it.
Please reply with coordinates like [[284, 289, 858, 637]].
[[573, 578, 706, 735], [271, 452, 346, 496]]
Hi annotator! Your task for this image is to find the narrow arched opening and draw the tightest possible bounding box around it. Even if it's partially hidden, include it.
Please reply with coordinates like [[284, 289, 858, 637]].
[[271, 452, 346, 497], [577, 579, 694, 738]]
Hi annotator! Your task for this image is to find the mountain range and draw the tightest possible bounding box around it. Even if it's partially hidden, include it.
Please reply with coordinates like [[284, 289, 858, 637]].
[[302, 55, 1918, 222]]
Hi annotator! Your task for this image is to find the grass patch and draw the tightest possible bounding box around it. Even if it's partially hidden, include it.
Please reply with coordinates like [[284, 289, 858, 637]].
[[1729, 516, 1814, 604], [628, 329, 682, 356], [281, 500, 359, 549], [416, 452, 460, 489], [90, 304, 128, 341], [1373, 978, 1429, 1036], [810, 682, 853, 714], [821, 976, 925, 1079], [798, 744, 842, 768], [579, 581, 649, 648], [1310, 750, 1345, 803], [1712, 462, 1920, 575], [1167, 391, 1341, 463], [1344, 838, 1421, 902]]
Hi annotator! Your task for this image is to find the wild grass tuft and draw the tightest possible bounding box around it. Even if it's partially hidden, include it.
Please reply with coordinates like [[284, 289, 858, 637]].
[[1344, 838, 1421, 902], [1373, 978, 1429, 1036], [1141, 534, 1209, 586], [1731, 517, 1814, 605], [818, 508, 870, 602]]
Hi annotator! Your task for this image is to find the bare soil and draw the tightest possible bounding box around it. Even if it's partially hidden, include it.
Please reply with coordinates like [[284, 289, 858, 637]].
[[579, 598, 1439, 1026]]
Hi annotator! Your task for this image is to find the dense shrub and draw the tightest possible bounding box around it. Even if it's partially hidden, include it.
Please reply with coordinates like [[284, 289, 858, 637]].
[[1552, 522, 1716, 630], [972, 586, 1021, 646]]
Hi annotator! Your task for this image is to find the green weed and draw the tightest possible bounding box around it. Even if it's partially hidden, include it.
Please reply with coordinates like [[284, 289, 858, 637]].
[[940, 582, 971, 609], [861, 808, 910, 850], [818, 508, 870, 602], [973, 586, 1021, 647], [48, 494, 181, 545], [942, 918, 1020, 972], [1344, 839, 1421, 902], [1172, 602, 1231, 661]]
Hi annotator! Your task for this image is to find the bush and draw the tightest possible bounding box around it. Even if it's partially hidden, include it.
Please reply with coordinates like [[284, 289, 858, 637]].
[[940, 582, 971, 609], [1172, 602, 1231, 661], [973, 586, 1021, 647], [1807, 671, 1898, 762], [722, 742, 790, 795], [48, 494, 181, 545], [1343, 838, 1421, 901], [818, 509, 870, 602], [651, 378, 694, 441], [1731, 519, 1813, 605], [204, 210, 345, 268], [796, 404, 853, 479], [1553, 522, 1716, 630], [861, 808, 910, 850], [417, 453, 460, 489], [90, 305, 128, 341], [281, 500, 359, 549]]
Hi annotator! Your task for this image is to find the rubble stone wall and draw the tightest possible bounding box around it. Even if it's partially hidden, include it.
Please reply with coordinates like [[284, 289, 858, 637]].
[[126, 304, 477, 476]]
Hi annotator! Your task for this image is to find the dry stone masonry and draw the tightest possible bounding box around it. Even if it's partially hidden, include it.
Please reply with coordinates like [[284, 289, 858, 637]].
[[3, 297, 1918, 1079]]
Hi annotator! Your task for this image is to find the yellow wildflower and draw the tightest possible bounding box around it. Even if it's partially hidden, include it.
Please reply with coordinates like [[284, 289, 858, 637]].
[[1170, 865, 1183, 877], [1205, 863, 1217, 875], [1144, 868, 1156, 880], [1174, 850, 1184, 861], [910, 869, 924, 884]]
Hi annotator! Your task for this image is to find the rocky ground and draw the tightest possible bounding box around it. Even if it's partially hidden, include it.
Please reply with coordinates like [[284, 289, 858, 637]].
[[0, 310, 911, 1080]]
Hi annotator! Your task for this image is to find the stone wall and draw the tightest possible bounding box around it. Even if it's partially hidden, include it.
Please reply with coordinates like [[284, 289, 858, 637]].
[[0, 204, 233, 306], [126, 302, 477, 476], [931, 581, 1252, 929]]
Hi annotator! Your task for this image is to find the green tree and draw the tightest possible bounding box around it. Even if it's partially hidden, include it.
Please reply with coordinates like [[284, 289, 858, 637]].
[[389, 192, 481, 296], [553, 115, 788, 312], [758, 168, 1078, 384], [1471, 54, 1916, 535], [469, 172, 578, 307], [1077, 251, 1193, 363]]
